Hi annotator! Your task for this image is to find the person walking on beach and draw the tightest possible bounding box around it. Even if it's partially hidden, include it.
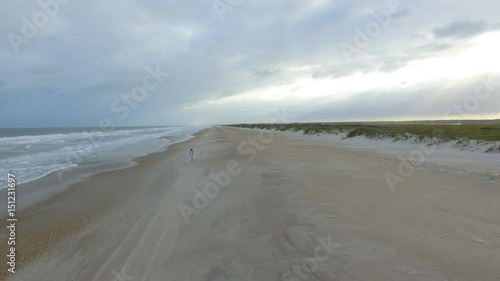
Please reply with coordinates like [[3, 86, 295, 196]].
[[189, 148, 195, 162]]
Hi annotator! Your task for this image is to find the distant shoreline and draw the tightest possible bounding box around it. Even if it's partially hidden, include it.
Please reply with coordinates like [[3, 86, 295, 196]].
[[0, 126, 205, 190], [0, 129, 201, 218]]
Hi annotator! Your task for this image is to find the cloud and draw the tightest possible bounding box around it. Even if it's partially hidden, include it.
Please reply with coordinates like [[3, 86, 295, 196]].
[[249, 68, 284, 79], [0, 0, 499, 127], [433, 20, 489, 39]]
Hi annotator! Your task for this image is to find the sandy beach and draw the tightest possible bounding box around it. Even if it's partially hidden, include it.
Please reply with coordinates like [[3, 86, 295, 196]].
[[1, 126, 499, 281]]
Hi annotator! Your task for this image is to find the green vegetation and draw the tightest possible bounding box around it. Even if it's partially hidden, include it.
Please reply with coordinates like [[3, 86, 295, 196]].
[[228, 122, 500, 142]]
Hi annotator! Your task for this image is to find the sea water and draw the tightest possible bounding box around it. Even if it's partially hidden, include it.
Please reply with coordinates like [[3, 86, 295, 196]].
[[0, 126, 204, 189]]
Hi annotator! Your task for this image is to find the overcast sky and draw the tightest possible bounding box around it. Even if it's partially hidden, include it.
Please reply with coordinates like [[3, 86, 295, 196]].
[[1, 0, 499, 127]]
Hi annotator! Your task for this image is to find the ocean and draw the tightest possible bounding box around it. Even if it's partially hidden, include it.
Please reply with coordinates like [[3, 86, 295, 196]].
[[0, 126, 205, 189]]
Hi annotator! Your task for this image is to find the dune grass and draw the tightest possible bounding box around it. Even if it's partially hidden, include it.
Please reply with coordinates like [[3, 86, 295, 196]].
[[228, 122, 500, 142]]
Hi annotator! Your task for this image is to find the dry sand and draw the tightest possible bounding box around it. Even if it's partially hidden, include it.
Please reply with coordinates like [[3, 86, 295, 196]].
[[1, 127, 499, 281]]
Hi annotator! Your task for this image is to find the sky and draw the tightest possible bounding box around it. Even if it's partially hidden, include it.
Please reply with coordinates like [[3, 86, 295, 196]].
[[0, 0, 499, 127]]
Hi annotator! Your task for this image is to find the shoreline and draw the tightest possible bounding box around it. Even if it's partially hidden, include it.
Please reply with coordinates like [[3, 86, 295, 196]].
[[0, 131, 200, 217], [2, 127, 500, 280], [0, 126, 205, 190], [0, 128, 210, 280]]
